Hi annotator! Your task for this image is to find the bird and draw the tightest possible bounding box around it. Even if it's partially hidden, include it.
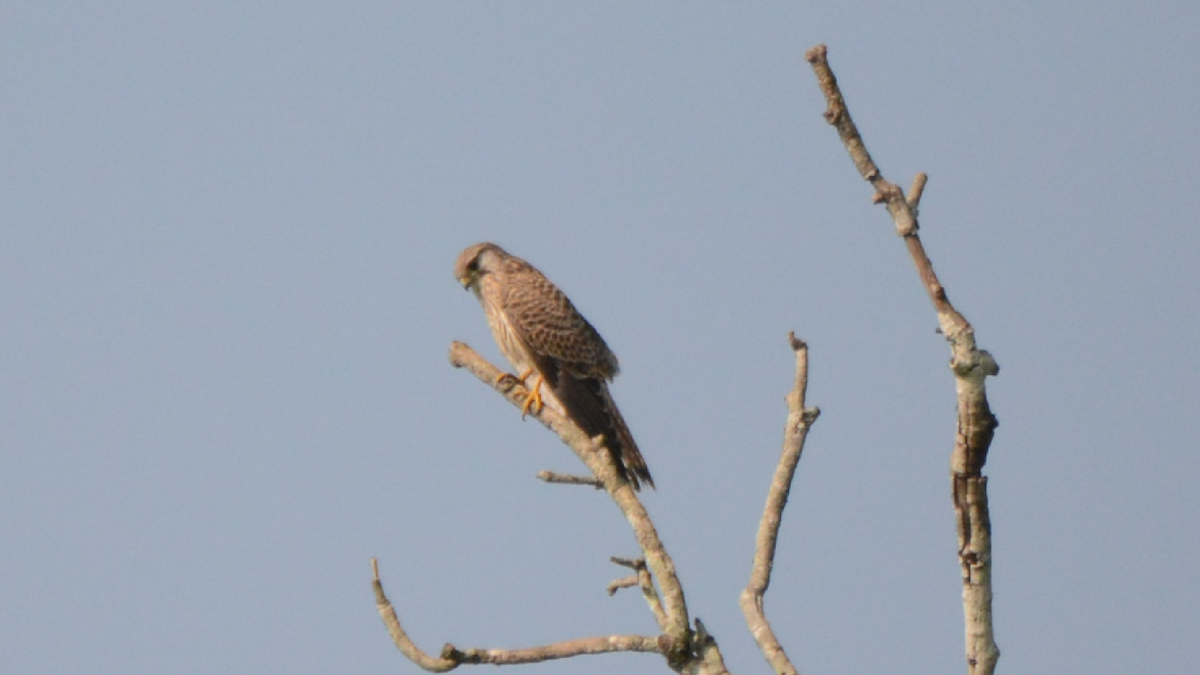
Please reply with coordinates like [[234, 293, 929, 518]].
[[454, 242, 654, 490]]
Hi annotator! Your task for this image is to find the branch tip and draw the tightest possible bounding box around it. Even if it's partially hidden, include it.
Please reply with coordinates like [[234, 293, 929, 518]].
[[787, 331, 806, 352], [610, 556, 645, 570], [908, 172, 929, 211], [803, 406, 821, 425]]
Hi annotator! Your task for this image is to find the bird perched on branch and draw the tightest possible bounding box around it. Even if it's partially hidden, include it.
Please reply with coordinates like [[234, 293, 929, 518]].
[[454, 242, 654, 491]]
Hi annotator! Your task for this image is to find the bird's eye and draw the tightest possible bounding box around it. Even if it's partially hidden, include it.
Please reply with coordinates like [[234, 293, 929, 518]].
[[466, 259, 479, 272]]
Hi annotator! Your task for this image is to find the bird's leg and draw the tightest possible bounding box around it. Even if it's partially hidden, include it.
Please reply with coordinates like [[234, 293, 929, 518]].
[[520, 373, 545, 419]]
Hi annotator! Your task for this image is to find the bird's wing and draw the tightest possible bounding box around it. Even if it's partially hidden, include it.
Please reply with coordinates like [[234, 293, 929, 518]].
[[500, 266, 618, 380]]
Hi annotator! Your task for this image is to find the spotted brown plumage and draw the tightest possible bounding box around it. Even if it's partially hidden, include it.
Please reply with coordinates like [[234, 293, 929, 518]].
[[454, 242, 654, 490]]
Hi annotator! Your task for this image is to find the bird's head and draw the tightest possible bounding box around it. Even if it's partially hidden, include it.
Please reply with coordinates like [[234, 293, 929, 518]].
[[454, 242, 506, 291]]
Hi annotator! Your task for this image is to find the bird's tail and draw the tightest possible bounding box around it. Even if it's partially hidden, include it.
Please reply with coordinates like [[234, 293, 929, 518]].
[[594, 383, 654, 491], [613, 419, 655, 491], [554, 375, 655, 491]]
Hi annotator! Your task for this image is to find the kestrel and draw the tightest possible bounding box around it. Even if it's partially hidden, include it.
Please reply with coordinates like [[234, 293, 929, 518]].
[[454, 242, 654, 491]]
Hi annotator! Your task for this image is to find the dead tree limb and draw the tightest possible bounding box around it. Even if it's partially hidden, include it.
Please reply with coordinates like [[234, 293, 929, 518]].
[[805, 43, 1002, 675], [372, 342, 723, 672], [372, 558, 664, 670], [741, 333, 820, 675]]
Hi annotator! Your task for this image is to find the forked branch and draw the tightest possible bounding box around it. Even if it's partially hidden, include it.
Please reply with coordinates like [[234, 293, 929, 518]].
[[805, 43, 1001, 675], [610, 556, 669, 628], [371, 342, 707, 672]]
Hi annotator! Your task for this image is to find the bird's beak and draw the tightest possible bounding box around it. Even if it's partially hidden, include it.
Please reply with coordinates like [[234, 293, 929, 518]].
[[458, 275, 472, 290]]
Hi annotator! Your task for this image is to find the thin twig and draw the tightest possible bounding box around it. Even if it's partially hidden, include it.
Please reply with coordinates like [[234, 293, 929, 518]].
[[606, 575, 639, 595], [637, 564, 669, 631], [537, 470, 604, 488], [740, 333, 819, 675], [609, 556, 668, 630], [805, 43, 1001, 675]]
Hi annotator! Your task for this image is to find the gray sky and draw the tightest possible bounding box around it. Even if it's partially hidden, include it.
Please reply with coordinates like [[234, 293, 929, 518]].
[[3, 3, 1198, 674]]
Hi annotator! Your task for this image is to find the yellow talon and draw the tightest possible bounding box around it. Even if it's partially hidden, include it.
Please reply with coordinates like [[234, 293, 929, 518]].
[[495, 367, 533, 390], [520, 373, 545, 418]]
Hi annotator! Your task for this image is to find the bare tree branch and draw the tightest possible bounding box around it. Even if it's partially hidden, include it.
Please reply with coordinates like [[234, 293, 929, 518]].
[[741, 333, 819, 675], [805, 43, 1002, 675], [371, 557, 459, 672], [443, 635, 665, 665], [372, 558, 664, 671]]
